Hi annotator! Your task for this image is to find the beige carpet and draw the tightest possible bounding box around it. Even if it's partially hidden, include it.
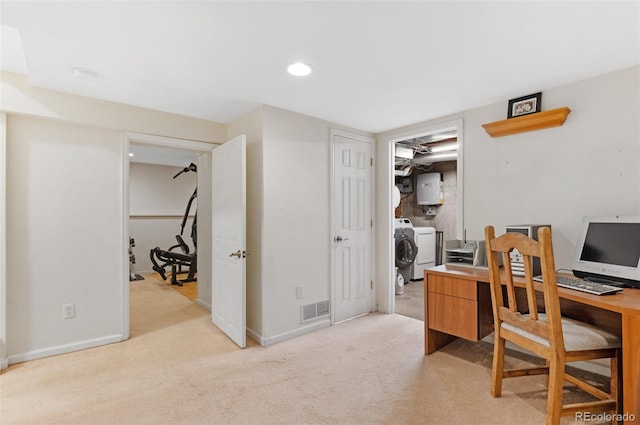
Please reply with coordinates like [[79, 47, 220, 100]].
[[1, 279, 610, 425]]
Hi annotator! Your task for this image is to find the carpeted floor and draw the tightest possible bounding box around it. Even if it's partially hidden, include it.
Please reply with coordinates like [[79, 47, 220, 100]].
[[0, 279, 610, 425]]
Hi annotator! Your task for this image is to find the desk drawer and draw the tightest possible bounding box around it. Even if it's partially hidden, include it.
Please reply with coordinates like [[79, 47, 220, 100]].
[[428, 293, 479, 341], [428, 275, 477, 300]]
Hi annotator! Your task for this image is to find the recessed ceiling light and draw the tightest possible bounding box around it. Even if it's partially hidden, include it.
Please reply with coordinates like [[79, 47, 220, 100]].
[[287, 62, 312, 77], [129, 152, 134, 157]]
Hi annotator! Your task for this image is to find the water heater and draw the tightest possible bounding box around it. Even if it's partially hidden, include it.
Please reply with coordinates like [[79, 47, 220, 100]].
[[417, 173, 443, 205]]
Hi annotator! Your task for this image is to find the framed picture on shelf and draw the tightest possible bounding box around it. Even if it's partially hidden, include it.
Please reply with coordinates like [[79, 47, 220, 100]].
[[507, 92, 542, 118]]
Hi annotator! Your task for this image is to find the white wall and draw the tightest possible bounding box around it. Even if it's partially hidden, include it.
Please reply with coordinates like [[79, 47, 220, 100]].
[[464, 66, 640, 264], [261, 106, 333, 343], [260, 106, 373, 344], [6, 115, 124, 361], [1, 73, 225, 364], [0, 113, 7, 368], [376, 66, 640, 307], [129, 163, 197, 273], [228, 105, 373, 345]]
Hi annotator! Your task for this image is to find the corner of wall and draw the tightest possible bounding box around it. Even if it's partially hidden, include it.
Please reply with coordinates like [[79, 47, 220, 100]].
[[0, 112, 6, 369]]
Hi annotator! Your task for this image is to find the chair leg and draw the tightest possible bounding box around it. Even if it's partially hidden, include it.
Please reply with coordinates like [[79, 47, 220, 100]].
[[546, 354, 565, 425], [611, 349, 621, 423], [491, 334, 505, 397], [545, 359, 550, 388]]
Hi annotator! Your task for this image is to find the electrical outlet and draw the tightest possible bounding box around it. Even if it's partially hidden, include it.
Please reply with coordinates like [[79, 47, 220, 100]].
[[63, 303, 76, 319], [296, 286, 304, 299]]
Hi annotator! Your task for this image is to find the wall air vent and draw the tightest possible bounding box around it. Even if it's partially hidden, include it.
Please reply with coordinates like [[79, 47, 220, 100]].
[[301, 300, 331, 323], [316, 300, 330, 316]]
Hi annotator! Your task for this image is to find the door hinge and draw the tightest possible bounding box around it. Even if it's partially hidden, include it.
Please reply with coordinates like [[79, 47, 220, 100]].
[[370, 157, 373, 166], [370, 219, 373, 228], [370, 280, 373, 289]]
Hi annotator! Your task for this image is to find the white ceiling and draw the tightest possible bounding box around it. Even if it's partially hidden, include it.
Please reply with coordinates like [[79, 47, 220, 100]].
[[1, 1, 639, 134]]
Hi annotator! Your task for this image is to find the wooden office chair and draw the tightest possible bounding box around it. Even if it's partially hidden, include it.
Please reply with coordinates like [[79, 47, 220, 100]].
[[484, 226, 621, 425]]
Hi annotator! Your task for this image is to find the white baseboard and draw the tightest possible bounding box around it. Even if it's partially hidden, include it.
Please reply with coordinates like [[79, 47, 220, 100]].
[[246, 327, 263, 345], [261, 319, 331, 347], [196, 298, 211, 311], [1, 357, 8, 370], [7, 334, 123, 365]]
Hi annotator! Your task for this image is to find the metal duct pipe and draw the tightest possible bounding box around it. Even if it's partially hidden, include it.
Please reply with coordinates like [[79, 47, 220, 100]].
[[412, 151, 457, 165]]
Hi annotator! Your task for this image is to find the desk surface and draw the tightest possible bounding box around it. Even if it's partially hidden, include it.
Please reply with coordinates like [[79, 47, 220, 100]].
[[427, 264, 640, 314]]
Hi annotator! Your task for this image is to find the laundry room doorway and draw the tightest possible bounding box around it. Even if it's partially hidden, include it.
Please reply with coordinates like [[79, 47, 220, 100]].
[[386, 119, 464, 319]]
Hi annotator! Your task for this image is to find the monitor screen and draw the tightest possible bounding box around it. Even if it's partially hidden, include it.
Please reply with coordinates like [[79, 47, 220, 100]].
[[579, 222, 640, 267], [572, 216, 640, 287]]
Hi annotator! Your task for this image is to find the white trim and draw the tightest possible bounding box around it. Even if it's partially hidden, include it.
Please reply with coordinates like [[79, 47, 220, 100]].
[[246, 327, 263, 345], [121, 134, 130, 340], [379, 119, 464, 314], [122, 132, 218, 338], [8, 334, 123, 365], [124, 132, 217, 152], [259, 318, 331, 347], [329, 129, 376, 324], [0, 113, 6, 369], [196, 298, 211, 311]]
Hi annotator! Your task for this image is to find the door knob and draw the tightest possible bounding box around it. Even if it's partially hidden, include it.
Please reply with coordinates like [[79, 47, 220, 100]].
[[334, 236, 350, 242], [229, 250, 242, 258]]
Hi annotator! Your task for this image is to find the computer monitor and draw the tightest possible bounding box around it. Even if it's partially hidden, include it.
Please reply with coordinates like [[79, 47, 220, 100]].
[[572, 216, 640, 288]]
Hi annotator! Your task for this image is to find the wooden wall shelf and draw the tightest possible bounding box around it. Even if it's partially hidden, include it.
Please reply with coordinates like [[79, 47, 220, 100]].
[[482, 107, 571, 138]]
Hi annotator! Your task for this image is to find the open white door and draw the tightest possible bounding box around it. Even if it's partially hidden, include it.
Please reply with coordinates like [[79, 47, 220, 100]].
[[211, 135, 246, 348]]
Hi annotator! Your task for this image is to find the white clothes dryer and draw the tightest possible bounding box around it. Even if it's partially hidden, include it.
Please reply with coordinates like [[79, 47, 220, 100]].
[[394, 218, 417, 283], [412, 226, 436, 280]]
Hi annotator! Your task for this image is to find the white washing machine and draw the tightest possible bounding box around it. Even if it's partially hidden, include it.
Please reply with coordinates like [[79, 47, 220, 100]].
[[412, 226, 436, 280]]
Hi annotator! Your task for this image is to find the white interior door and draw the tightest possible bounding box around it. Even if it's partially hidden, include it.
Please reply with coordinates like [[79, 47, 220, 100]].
[[211, 135, 246, 348], [332, 131, 373, 323]]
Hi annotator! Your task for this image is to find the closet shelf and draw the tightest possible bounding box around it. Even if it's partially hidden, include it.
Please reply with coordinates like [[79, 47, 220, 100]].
[[481, 107, 571, 138]]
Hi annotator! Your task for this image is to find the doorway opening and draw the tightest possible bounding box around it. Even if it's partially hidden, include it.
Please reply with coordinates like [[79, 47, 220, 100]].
[[387, 120, 464, 319], [122, 132, 217, 340], [129, 144, 200, 301]]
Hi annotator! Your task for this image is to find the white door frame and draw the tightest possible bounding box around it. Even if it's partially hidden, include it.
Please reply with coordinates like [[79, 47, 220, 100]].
[[0, 113, 7, 369], [329, 129, 375, 323], [121, 132, 217, 340], [378, 119, 464, 314]]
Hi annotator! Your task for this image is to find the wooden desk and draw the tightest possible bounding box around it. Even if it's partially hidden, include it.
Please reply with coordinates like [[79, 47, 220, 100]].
[[424, 264, 640, 424]]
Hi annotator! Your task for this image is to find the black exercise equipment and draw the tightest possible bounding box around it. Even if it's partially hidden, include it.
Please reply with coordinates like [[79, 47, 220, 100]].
[[149, 163, 197, 286], [129, 237, 144, 281]]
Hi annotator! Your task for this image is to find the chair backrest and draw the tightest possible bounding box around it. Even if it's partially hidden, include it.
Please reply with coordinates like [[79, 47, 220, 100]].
[[484, 225, 564, 352]]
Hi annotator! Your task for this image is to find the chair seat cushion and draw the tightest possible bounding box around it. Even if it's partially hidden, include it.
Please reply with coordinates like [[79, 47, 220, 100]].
[[501, 313, 621, 352]]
